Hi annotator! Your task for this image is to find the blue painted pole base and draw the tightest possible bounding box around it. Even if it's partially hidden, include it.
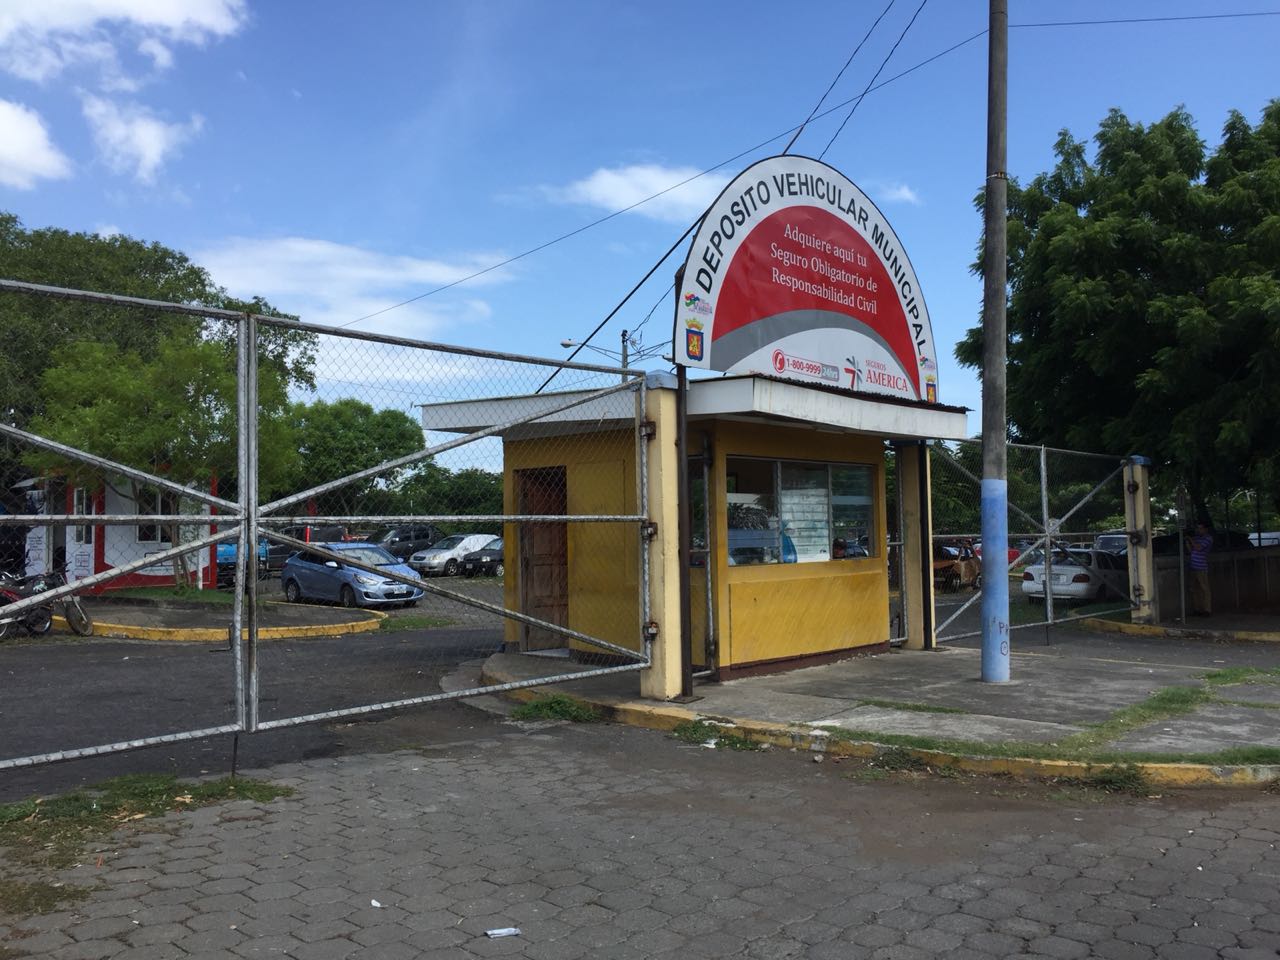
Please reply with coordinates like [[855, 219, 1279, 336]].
[[980, 478, 1010, 683]]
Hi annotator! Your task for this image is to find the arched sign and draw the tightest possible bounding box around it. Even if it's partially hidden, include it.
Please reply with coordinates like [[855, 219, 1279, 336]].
[[674, 155, 938, 402]]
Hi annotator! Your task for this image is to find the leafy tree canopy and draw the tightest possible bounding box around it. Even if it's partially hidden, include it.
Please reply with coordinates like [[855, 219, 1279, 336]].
[[956, 102, 1280, 518], [286, 398, 425, 514]]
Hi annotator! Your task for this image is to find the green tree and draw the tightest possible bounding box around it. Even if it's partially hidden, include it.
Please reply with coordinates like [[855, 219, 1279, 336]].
[[26, 333, 298, 581], [286, 399, 425, 514], [956, 102, 1280, 522]]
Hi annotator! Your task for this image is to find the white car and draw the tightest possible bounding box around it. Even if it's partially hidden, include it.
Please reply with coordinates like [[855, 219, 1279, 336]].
[[1020, 548, 1129, 604], [409, 534, 498, 576]]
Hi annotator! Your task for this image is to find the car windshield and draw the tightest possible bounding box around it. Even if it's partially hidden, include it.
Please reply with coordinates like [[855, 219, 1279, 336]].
[[482, 538, 502, 551], [337, 546, 399, 566], [366, 527, 396, 544], [432, 536, 465, 550]]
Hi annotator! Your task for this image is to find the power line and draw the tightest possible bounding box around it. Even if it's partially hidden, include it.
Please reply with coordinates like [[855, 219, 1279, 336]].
[[534, 220, 699, 393], [1011, 11, 1280, 29], [336, 7, 1277, 331], [821, 0, 930, 161], [783, 0, 896, 155]]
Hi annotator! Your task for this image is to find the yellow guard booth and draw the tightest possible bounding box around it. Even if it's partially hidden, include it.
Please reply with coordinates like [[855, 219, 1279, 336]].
[[420, 373, 967, 700]]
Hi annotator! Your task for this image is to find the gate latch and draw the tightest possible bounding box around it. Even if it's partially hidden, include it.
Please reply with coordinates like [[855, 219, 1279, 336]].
[[639, 420, 657, 440], [642, 522, 658, 540], [644, 621, 659, 640]]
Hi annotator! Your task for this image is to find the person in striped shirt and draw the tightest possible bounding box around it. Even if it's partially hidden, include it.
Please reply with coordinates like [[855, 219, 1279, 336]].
[[1188, 521, 1213, 616]]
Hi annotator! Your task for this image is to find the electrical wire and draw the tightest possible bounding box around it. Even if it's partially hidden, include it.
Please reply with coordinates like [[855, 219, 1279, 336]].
[[820, 0, 930, 161], [782, 0, 896, 155], [336, 7, 1278, 332]]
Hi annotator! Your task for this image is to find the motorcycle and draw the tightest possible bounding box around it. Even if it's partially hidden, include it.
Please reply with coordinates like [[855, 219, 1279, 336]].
[[0, 570, 54, 638]]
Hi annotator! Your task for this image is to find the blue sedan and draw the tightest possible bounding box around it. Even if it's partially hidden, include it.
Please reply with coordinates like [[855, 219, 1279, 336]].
[[281, 542, 424, 608]]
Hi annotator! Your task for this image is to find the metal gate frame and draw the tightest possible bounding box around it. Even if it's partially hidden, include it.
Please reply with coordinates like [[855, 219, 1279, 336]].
[[0, 279, 654, 768], [932, 440, 1132, 643]]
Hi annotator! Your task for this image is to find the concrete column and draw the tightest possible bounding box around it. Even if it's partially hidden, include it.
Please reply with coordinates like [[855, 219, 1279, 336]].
[[641, 387, 683, 699], [1123, 456, 1159, 624], [898, 442, 936, 650]]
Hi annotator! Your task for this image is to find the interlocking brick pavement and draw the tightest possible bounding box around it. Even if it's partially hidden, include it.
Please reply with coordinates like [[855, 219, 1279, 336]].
[[4, 719, 1280, 959]]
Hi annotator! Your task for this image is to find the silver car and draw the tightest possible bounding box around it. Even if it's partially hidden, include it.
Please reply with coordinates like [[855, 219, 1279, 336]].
[[409, 534, 498, 576]]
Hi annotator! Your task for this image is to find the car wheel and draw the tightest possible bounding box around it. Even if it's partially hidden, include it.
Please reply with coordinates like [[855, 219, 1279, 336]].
[[340, 585, 358, 608], [493, 562, 504, 578], [284, 579, 302, 603], [444, 559, 459, 577], [464, 567, 476, 578]]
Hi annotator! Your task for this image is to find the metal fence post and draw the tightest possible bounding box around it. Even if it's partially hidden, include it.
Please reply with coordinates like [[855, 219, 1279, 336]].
[[245, 312, 260, 732], [1041, 445, 1054, 626]]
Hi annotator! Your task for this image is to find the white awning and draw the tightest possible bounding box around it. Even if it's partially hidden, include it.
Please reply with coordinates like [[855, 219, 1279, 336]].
[[419, 372, 968, 442]]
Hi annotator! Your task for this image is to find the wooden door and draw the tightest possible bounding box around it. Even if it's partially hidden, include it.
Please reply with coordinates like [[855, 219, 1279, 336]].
[[518, 467, 568, 649]]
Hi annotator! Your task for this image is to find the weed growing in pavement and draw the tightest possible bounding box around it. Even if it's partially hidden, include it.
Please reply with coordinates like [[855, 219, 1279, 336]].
[[378, 615, 455, 632], [854, 698, 968, 715], [671, 720, 760, 750], [872, 747, 930, 772], [1202, 667, 1280, 687], [510, 694, 601, 723], [0, 774, 291, 915]]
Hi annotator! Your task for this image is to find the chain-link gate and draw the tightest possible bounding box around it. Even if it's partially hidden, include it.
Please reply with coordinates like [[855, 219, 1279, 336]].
[[0, 279, 652, 769], [929, 439, 1132, 643]]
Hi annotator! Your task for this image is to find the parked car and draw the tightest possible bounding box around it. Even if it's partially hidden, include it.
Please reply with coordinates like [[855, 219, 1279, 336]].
[[264, 524, 353, 571], [933, 541, 979, 591], [1020, 548, 1129, 604], [973, 541, 1021, 565], [281, 542, 423, 608], [215, 534, 269, 585], [409, 534, 497, 576], [461, 537, 504, 577], [365, 524, 445, 561], [1093, 530, 1129, 554]]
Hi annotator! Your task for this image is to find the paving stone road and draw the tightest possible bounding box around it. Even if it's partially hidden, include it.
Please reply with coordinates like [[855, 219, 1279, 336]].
[[4, 711, 1280, 960]]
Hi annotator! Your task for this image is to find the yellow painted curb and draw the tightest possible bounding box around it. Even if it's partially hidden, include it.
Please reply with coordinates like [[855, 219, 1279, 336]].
[[54, 606, 385, 642], [1084, 617, 1280, 644], [483, 662, 1280, 788]]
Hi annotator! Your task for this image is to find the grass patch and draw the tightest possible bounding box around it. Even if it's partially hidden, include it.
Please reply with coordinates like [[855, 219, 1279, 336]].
[[510, 694, 600, 723], [873, 746, 930, 772], [1202, 667, 1280, 687], [0, 878, 91, 916], [1080, 763, 1150, 795], [379, 615, 455, 632], [0, 774, 292, 873], [855, 698, 968, 715], [109, 586, 236, 605], [671, 720, 760, 750]]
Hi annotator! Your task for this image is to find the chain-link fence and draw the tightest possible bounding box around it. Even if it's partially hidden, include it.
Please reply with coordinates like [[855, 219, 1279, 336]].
[[0, 279, 651, 769], [929, 439, 1131, 643]]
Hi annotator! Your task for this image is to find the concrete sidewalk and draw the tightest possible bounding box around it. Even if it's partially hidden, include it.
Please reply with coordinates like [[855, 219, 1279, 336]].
[[75, 597, 381, 641], [483, 627, 1280, 785]]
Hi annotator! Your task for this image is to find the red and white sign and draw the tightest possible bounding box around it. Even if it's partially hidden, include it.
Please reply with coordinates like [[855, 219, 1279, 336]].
[[674, 155, 939, 402]]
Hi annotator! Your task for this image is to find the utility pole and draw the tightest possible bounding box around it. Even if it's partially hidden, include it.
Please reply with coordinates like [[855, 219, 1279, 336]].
[[980, 0, 1010, 683], [621, 329, 629, 383]]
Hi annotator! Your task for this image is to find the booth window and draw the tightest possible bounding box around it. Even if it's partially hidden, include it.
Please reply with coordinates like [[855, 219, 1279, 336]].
[[73, 487, 93, 545], [726, 458, 779, 566], [137, 489, 175, 544], [726, 457, 876, 565]]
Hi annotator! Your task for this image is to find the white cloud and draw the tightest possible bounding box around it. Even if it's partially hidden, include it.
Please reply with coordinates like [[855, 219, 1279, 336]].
[[0, 0, 244, 85], [554, 163, 730, 224], [81, 94, 203, 182], [94, 222, 122, 236], [137, 37, 171, 71], [196, 235, 510, 340], [876, 182, 922, 206], [0, 98, 71, 188]]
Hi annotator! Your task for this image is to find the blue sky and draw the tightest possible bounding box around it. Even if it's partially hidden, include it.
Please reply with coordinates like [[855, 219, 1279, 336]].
[[1, 1, 1277, 434]]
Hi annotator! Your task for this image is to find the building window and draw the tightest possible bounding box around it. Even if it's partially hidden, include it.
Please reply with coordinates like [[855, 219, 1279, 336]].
[[73, 487, 93, 546], [726, 457, 876, 565], [136, 489, 175, 544]]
